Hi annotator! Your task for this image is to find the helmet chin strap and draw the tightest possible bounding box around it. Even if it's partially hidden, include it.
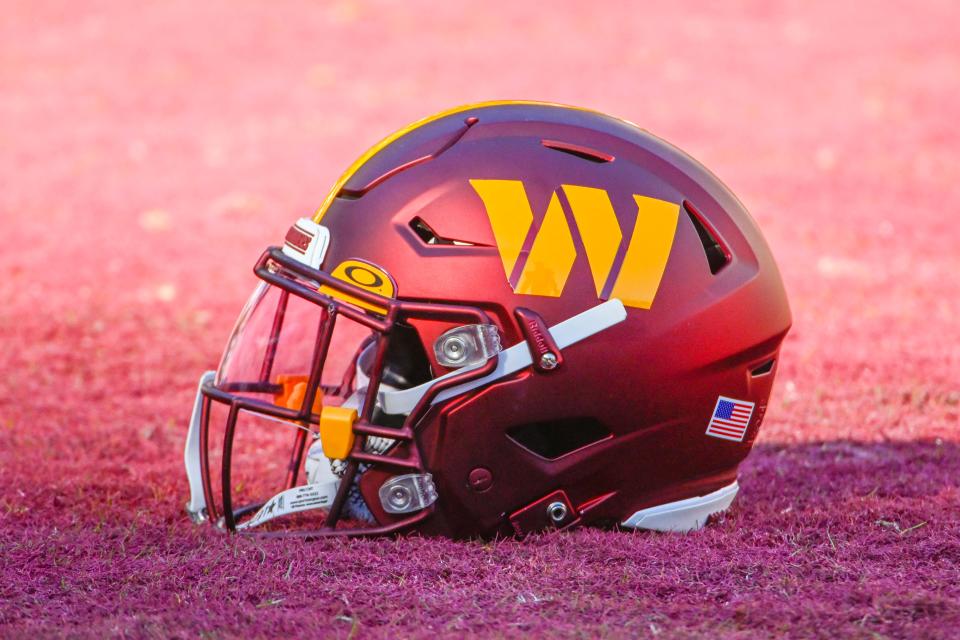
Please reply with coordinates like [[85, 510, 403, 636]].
[[184, 371, 216, 524], [235, 481, 340, 531]]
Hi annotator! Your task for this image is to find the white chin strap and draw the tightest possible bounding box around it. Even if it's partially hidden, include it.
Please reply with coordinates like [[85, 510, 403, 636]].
[[184, 371, 215, 524], [235, 481, 340, 531]]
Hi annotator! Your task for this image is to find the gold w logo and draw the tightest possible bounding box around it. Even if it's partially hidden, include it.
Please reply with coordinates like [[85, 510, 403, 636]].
[[470, 180, 680, 309]]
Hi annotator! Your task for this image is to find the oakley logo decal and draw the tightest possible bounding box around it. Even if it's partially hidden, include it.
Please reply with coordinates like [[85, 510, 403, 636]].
[[469, 180, 680, 309], [320, 259, 396, 315], [343, 265, 385, 288]]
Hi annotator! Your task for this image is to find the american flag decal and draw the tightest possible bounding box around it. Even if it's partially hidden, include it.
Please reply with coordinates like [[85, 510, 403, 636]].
[[705, 396, 755, 442]]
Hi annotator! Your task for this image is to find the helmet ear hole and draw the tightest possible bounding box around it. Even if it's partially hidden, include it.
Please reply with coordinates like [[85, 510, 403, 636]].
[[507, 418, 613, 460], [380, 322, 433, 389]]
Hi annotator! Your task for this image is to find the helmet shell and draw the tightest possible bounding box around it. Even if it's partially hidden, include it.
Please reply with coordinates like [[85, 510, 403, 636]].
[[317, 102, 791, 537]]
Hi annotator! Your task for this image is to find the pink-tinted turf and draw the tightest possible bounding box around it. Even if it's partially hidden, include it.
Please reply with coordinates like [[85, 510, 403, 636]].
[[1, 1, 959, 638]]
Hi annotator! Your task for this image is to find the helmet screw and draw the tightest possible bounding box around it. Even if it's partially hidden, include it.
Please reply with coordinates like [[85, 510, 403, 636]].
[[540, 353, 558, 370], [387, 485, 412, 511], [468, 467, 493, 492], [546, 501, 568, 524]]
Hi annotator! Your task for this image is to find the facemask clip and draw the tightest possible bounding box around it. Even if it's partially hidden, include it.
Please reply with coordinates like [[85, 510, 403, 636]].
[[433, 324, 501, 368], [379, 473, 439, 514]]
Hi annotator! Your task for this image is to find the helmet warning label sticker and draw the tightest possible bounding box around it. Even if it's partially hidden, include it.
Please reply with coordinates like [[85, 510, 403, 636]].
[[705, 396, 755, 442], [469, 180, 680, 310], [320, 259, 397, 314], [236, 482, 337, 531]]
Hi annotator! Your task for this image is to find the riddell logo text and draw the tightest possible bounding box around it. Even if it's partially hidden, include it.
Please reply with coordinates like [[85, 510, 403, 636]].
[[525, 317, 548, 356], [470, 180, 681, 309]]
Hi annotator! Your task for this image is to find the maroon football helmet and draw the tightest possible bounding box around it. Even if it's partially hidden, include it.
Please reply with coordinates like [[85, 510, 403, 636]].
[[184, 101, 791, 538]]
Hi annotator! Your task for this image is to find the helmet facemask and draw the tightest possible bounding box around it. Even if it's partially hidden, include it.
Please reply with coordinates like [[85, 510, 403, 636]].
[[188, 246, 499, 536]]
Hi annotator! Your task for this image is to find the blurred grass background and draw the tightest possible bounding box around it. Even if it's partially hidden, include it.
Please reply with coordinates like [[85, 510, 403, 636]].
[[1, 1, 958, 637]]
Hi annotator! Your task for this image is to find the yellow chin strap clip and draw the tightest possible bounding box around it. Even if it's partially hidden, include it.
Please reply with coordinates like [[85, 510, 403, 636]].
[[319, 406, 358, 460]]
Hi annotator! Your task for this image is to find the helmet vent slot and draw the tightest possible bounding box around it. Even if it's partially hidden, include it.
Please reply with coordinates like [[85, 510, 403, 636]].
[[541, 139, 614, 163], [750, 358, 776, 377], [409, 217, 488, 247], [507, 418, 612, 460], [683, 200, 732, 274]]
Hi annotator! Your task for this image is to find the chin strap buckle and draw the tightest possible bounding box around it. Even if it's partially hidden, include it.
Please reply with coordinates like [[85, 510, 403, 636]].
[[185, 504, 208, 525]]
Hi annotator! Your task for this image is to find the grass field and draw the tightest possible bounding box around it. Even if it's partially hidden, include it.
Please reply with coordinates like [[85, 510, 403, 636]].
[[2, 1, 959, 637]]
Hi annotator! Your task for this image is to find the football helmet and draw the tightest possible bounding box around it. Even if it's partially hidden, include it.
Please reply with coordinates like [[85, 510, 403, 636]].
[[184, 101, 791, 538]]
